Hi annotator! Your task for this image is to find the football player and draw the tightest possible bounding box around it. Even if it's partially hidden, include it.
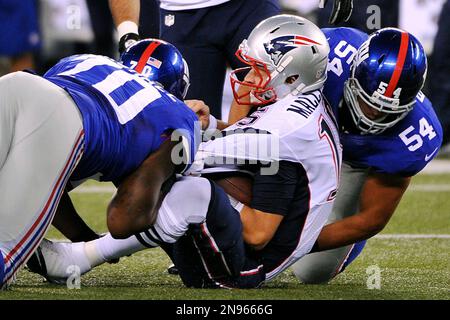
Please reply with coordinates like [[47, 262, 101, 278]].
[[0, 39, 199, 289], [290, 27, 443, 283], [28, 15, 342, 289], [112, 0, 353, 119]]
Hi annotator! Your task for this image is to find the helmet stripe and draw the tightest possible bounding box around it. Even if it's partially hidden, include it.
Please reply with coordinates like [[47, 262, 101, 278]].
[[135, 41, 161, 73], [385, 32, 409, 98], [294, 36, 321, 45]]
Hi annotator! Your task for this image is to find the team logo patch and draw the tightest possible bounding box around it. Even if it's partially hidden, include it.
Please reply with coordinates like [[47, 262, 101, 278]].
[[165, 14, 175, 27], [264, 35, 321, 65]]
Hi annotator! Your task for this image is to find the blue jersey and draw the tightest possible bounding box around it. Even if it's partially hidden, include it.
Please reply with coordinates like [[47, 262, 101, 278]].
[[322, 28, 443, 176], [44, 54, 199, 183]]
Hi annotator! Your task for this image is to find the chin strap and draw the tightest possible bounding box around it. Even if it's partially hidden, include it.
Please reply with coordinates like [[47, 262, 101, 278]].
[[291, 83, 307, 96], [267, 56, 294, 100]]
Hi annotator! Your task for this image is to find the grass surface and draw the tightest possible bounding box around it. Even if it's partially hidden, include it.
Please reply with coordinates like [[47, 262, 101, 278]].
[[1, 174, 449, 300]]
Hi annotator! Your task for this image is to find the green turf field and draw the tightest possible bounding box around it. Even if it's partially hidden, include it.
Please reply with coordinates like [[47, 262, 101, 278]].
[[1, 173, 449, 300]]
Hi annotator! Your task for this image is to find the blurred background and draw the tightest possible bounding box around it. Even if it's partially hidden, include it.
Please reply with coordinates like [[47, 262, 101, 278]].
[[0, 0, 448, 152]]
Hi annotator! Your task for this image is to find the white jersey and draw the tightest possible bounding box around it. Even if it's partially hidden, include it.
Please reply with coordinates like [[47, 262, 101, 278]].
[[189, 90, 342, 281], [192, 90, 342, 209], [159, 0, 230, 10]]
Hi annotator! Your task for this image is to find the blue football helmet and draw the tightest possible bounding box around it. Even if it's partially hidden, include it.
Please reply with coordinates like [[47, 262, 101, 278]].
[[344, 28, 428, 134], [120, 38, 190, 100]]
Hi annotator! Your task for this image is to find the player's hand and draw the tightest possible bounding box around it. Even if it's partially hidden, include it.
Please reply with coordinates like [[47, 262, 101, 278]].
[[320, 0, 353, 25], [119, 32, 140, 54], [184, 99, 210, 130]]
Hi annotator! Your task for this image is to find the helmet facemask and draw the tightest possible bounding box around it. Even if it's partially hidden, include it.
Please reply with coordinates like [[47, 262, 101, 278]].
[[180, 58, 190, 99], [230, 44, 276, 106], [342, 27, 428, 135], [230, 40, 305, 106], [230, 15, 330, 106], [343, 64, 415, 135]]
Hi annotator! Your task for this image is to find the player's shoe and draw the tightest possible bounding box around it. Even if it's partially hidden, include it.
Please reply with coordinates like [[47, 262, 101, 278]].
[[26, 239, 92, 285], [167, 263, 179, 275]]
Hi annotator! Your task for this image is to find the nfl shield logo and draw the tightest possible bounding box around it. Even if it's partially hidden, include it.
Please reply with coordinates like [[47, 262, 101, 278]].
[[165, 14, 175, 27]]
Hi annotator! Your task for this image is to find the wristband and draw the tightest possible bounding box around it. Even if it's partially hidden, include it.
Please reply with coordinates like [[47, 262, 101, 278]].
[[117, 21, 139, 39], [206, 114, 218, 131]]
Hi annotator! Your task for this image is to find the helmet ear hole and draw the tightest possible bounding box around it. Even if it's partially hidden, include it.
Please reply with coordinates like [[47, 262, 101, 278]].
[[377, 54, 386, 65], [286, 75, 299, 84]]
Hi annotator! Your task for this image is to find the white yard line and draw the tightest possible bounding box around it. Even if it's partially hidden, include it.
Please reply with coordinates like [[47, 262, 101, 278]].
[[420, 159, 450, 174], [375, 234, 450, 239]]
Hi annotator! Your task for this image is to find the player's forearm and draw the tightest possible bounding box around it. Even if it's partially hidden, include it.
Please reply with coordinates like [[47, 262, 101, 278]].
[[109, 0, 140, 31], [107, 140, 177, 238], [316, 173, 410, 250], [316, 214, 384, 251], [240, 205, 283, 250]]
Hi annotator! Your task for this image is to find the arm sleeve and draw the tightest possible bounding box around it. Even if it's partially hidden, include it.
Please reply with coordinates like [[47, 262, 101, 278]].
[[250, 161, 301, 216]]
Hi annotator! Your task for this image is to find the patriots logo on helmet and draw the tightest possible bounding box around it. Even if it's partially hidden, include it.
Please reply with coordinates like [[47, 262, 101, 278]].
[[264, 35, 322, 65]]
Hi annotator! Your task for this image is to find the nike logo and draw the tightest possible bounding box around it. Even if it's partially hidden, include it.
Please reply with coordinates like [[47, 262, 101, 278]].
[[425, 147, 439, 161]]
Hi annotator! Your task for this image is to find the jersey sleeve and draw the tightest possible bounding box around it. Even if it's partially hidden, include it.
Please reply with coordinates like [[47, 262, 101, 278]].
[[44, 55, 92, 78], [163, 101, 201, 174], [321, 28, 369, 114], [341, 95, 443, 177]]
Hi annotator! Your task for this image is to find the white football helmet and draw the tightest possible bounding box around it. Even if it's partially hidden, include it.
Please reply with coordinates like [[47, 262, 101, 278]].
[[231, 14, 330, 105]]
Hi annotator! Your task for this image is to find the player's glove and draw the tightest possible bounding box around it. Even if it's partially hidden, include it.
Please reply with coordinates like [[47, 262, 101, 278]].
[[320, 0, 354, 25], [119, 32, 140, 54]]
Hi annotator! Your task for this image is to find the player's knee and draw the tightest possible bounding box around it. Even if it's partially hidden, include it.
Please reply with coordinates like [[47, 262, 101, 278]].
[[291, 255, 341, 284], [147, 177, 212, 244], [182, 177, 212, 210], [107, 213, 129, 239], [292, 265, 336, 284], [171, 176, 212, 225]]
